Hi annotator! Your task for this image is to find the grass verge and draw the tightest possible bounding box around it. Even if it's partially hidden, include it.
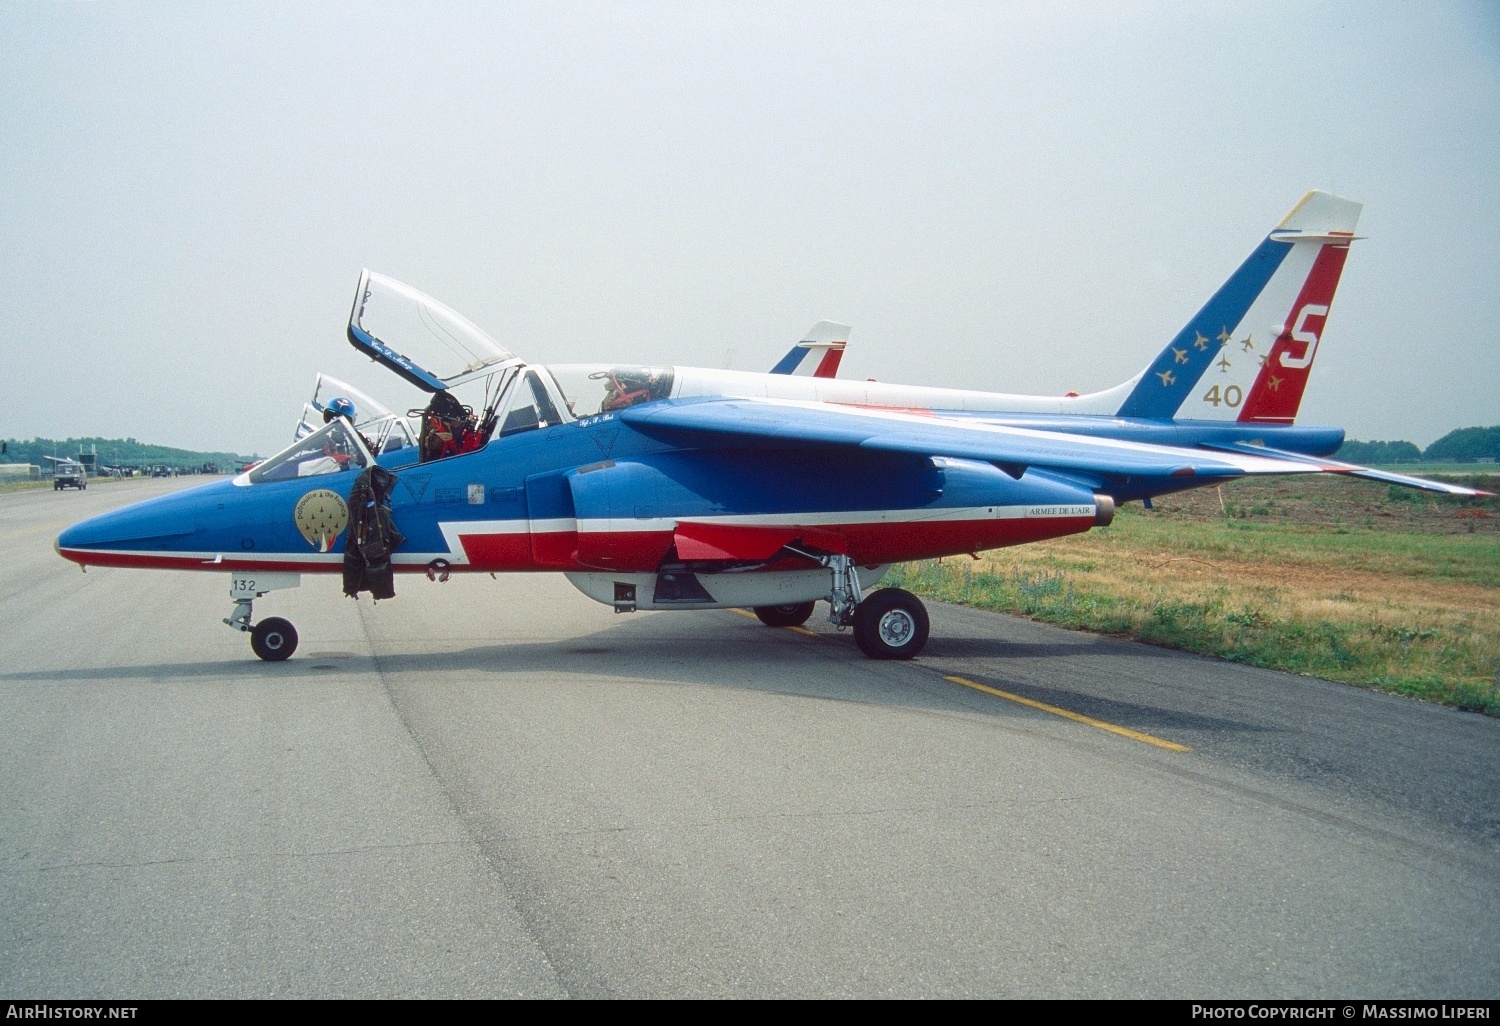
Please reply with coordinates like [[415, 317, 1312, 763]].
[[887, 498, 1500, 716]]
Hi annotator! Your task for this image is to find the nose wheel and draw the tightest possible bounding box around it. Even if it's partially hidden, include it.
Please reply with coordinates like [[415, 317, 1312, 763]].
[[223, 573, 303, 661], [250, 617, 299, 661]]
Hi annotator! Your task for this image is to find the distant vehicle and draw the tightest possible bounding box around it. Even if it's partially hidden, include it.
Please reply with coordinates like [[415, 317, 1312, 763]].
[[46, 457, 87, 491], [151, 466, 173, 478]]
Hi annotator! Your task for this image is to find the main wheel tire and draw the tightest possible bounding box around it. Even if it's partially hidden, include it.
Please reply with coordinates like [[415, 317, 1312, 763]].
[[250, 617, 298, 662], [753, 601, 816, 628], [853, 588, 930, 660]]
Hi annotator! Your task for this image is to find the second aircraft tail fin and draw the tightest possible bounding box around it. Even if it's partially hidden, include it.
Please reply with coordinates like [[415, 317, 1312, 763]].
[[769, 321, 851, 378]]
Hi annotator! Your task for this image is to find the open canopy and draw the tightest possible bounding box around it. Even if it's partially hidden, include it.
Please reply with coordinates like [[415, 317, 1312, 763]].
[[346, 270, 522, 392]]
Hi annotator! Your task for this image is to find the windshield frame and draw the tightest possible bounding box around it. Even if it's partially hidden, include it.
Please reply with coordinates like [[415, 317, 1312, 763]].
[[236, 419, 375, 486]]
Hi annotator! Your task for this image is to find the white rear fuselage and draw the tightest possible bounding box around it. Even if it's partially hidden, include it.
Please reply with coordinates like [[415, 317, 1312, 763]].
[[672, 367, 1139, 416]]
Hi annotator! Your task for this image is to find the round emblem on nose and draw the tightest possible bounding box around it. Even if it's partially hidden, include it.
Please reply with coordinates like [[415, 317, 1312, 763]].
[[294, 489, 349, 552]]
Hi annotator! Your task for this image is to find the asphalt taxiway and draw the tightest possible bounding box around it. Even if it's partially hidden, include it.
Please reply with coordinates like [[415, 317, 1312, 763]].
[[2, 478, 1497, 997]]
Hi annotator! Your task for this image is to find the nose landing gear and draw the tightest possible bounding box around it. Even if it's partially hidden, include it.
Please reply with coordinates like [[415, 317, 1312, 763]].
[[223, 573, 303, 661]]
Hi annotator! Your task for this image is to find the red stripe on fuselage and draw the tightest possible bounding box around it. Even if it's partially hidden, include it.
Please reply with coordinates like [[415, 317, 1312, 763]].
[[455, 532, 532, 568], [59, 516, 1098, 576], [56, 549, 345, 573], [451, 515, 1095, 572]]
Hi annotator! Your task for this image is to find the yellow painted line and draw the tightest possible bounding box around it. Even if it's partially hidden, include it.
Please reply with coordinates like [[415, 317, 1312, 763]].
[[728, 607, 818, 637], [944, 675, 1191, 752]]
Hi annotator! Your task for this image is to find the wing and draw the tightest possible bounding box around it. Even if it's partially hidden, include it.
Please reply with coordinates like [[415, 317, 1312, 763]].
[[620, 397, 1492, 496], [1198, 441, 1490, 496]]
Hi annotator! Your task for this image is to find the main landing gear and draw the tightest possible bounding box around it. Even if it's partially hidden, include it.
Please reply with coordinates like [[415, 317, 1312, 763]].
[[851, 587, 929, 660], [763, 551, 932, 660], [223, 573, 303, 661]]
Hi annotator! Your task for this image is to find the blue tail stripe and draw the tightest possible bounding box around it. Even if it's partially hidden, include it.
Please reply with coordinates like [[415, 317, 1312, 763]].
[[769, 346, 809, 375], [1115, 237, 1293, 419]]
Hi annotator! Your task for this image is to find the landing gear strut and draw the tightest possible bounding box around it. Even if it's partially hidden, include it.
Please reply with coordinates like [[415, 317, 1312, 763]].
[[223, 573, 302, 661], [788, 549, 932, 659]]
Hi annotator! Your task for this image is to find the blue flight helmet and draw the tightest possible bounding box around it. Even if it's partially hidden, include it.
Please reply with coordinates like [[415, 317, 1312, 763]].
[[323, 396, 357, 423]]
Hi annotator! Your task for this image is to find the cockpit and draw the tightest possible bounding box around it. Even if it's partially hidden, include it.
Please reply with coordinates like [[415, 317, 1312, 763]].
[[242, 419, 372, 485], [402, 363, 676, 460], [341, 270, 679, 464], [544, 365, 674, 418], [295, 374, 417, 457]]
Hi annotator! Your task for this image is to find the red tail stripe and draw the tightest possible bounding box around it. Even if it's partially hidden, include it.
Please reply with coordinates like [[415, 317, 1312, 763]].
[[1238, 244, 1350, 423]]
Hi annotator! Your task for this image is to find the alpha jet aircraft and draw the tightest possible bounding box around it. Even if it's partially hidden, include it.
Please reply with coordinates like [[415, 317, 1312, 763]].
[[55, 191, 1487, 661]]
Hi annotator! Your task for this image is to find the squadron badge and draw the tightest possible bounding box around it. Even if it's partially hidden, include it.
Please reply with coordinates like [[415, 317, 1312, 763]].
[[293, 489, 349, 552]]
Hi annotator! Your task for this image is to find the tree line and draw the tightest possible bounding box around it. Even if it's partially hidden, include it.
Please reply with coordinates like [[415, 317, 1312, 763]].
[[0, 436, 259, 472], [1337, 425, 1500, 464]]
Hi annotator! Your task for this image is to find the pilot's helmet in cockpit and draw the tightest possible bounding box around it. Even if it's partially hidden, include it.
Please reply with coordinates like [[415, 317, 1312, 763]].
[[323, 396, 357, 423]]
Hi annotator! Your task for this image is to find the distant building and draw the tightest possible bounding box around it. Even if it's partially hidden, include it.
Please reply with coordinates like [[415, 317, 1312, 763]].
[[0, 464, 41, 482]]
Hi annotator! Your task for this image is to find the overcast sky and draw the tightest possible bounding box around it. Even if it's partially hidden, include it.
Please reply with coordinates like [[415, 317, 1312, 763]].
[[3, 0, 1496, 456]]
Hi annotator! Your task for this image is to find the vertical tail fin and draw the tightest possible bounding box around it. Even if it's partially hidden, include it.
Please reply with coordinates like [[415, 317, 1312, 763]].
[[1115, 191, 1362, 422], [769, 320, 851, 377]]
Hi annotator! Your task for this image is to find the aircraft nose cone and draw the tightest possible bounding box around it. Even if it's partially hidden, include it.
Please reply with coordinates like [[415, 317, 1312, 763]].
[[55, 518, 94, 553], [55, 508, 137, 566], [54, 480, 227, 568], [55, 517, 97, 560]]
